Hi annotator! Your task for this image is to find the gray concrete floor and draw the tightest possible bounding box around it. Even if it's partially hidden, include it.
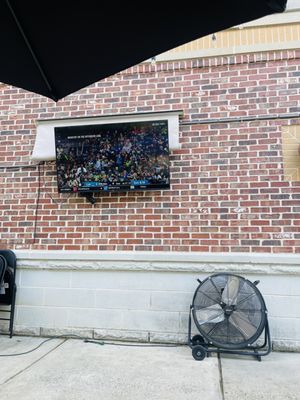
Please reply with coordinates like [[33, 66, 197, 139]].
[[0, 336, 299, 400]]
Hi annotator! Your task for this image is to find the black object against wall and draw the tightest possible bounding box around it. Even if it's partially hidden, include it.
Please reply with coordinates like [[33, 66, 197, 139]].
[[0, 250, 17, 338], [0, 256, 7, 289]]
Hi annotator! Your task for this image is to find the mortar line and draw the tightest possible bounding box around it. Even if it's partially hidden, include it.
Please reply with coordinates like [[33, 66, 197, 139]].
[[2, 338, 68, 385], [218, 354, 225, 400]]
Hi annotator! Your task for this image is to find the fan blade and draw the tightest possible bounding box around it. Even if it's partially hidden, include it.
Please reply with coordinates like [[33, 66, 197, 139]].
[[195, 304, 225, 325], [229, 311, 257, 339], [221, 276, 240, 306]]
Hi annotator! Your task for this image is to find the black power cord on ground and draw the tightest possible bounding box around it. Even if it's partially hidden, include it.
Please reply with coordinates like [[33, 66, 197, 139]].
[[0, 335, 187, 357], [84, 339, 186, 348]]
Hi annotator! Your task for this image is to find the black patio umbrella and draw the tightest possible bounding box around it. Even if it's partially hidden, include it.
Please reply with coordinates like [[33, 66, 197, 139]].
[[0, 0, 287, 101]]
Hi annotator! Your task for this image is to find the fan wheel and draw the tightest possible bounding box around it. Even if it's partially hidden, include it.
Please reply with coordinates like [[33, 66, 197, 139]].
[[191, 334, 205, 346], [192, 345, 206, 361]]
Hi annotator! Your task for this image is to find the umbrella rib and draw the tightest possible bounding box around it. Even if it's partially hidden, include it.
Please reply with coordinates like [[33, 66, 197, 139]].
[[6, 0, 58, 100]]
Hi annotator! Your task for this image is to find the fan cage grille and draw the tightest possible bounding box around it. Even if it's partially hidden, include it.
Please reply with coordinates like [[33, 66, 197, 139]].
[[192, 273, 267, 350]]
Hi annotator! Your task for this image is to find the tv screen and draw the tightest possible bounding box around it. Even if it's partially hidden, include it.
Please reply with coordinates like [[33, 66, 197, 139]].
[[54, 120, 170, 193]]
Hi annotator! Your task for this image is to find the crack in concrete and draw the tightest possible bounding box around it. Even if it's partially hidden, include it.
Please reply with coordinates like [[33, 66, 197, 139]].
[[218, 354, 225, 400], [1, 338, 67, 386]]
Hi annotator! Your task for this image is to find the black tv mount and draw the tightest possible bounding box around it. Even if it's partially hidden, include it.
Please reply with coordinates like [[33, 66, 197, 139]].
[[79, 192, 96, 205]]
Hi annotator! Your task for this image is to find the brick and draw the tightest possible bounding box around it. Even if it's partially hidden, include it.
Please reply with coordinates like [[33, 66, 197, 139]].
[[0, 52, 300, 254]]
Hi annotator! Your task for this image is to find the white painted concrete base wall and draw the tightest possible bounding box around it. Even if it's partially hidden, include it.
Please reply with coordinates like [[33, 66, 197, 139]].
[[1, 251, 300, 351]]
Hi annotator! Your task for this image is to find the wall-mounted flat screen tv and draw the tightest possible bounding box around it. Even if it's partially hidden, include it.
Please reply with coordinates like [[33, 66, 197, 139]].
[[54, 120, 170, 193]]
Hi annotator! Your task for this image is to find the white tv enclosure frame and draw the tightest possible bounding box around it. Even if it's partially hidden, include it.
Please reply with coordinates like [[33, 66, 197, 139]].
[[32, 111, 182, 161]]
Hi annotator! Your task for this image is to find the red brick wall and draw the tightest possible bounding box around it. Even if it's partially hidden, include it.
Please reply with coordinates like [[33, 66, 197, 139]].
[[1, 50, 300, 253]]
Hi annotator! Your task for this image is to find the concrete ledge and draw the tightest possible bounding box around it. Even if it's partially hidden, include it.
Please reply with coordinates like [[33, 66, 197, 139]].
[[5, 325, 300, 351], [0, 324, 41, 337], [14, 250, 300, 275], [40, 327, 94, 340], [94, 329, 149, 343], [272, 340, 300, 353]]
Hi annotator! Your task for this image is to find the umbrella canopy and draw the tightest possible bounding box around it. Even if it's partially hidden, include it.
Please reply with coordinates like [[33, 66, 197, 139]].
[[0, 0, 287, 101]]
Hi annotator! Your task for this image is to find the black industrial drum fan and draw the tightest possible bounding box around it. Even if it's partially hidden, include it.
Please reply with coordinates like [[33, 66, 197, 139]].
[[188, 273, 271, 361]]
